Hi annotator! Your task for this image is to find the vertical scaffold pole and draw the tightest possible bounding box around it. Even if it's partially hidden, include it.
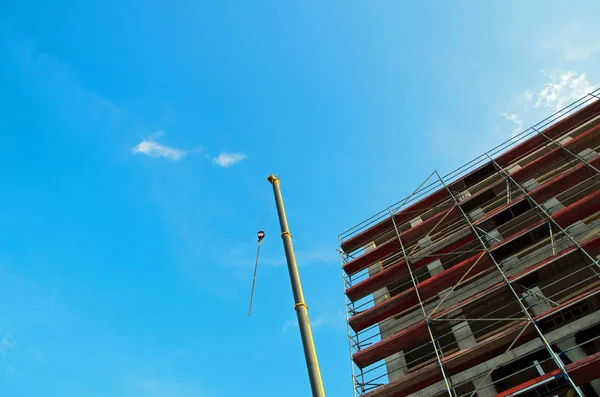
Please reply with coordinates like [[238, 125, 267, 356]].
[[268, 174, 326, 397]]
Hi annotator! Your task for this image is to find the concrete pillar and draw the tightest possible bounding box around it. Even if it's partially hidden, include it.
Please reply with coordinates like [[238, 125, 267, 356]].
[[410, 217, 423, 228], [484, 229, 502, 246], [427, 259, 444, 277], [451, 319, 498, 397], [521, 286, 553, 316], [386, 351, 407, 382], [452, 320, 477, 350], [469, 207, 485, 222], [578, 148, 598, 161], [542, 197, 564, 215], [365, 242, 388, 305], [418, 235, 433, 249], [365, 241, 409, 383], [427, 260, 454, 304], [522, 178, 540, 192]]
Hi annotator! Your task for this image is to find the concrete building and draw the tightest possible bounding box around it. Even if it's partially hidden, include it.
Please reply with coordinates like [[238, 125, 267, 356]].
[[340, 91, 600, 397]]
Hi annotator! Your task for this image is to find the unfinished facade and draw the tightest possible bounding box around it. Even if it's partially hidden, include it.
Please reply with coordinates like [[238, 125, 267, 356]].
[[340, 90, 600, 397]]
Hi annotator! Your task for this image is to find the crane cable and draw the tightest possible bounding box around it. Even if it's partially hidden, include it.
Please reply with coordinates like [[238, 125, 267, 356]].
[[248, 186, 270, 316]]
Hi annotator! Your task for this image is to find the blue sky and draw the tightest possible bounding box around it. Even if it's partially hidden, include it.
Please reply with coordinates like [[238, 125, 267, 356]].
[[0, 1, 599, 396]]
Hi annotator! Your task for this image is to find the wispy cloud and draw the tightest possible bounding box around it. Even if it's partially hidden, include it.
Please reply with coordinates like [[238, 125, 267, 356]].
[[282, 317, 325, 333], [501, 113, 524, 138], [131, 132, 187, 161], [282, 319, 298, 332], [212, 152, 246, 168], [0, 331, 16, 355], [282, 311, 344, 333], [130, 134, 248, 168], [0, 330, 16, 374], [311, 316, 325, 328], [295, 246, 337, 267], [534, 71, 597, 112], [501, 70, 598, 138], [29, 348, 42, 363]]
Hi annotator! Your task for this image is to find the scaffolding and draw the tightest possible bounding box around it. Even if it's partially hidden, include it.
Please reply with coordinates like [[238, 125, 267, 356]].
[[340, 89, 600, 397]]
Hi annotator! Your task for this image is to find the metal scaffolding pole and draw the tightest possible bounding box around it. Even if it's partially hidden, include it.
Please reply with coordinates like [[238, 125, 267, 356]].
[[268, 174, 326, 397], [433, 170, 584, 397], [387, 207, 455, 397], [340, 239, 359, 397]]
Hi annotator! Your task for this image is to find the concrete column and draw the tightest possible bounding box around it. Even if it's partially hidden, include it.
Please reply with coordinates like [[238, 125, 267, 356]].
[[427, 259, 444, 277], [521, 286, 553, 316], [386, 351, 407, 382], [452, 320, 477, 350], [365, 242, 388, 305], [542, 197, 564, 215], [451, 319, 498, 397], [410, 217, 423, 228], [365, 242, 408, 383], [484, 229, 502, 246], [469, 207, 485, 222], [427, 259, 454, 304]]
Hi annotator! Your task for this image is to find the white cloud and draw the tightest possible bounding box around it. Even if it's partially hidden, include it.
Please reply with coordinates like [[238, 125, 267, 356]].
[[0, 331, 16, 356], [311, 316, 325, 328], [30, 348, 42, 363], [501, 71, 598, 138], [1, 332, 16, 349], [534, 71, 598, 112], [212, 152, 246, 168], [282, 317, 324, 332], [501, 113, 524, 138], [131, 131, 187, 161], [282, 319, 298, 332]]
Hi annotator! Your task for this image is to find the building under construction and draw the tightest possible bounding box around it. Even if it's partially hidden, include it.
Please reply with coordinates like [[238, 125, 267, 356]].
[[340, 90, 600, 397]]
